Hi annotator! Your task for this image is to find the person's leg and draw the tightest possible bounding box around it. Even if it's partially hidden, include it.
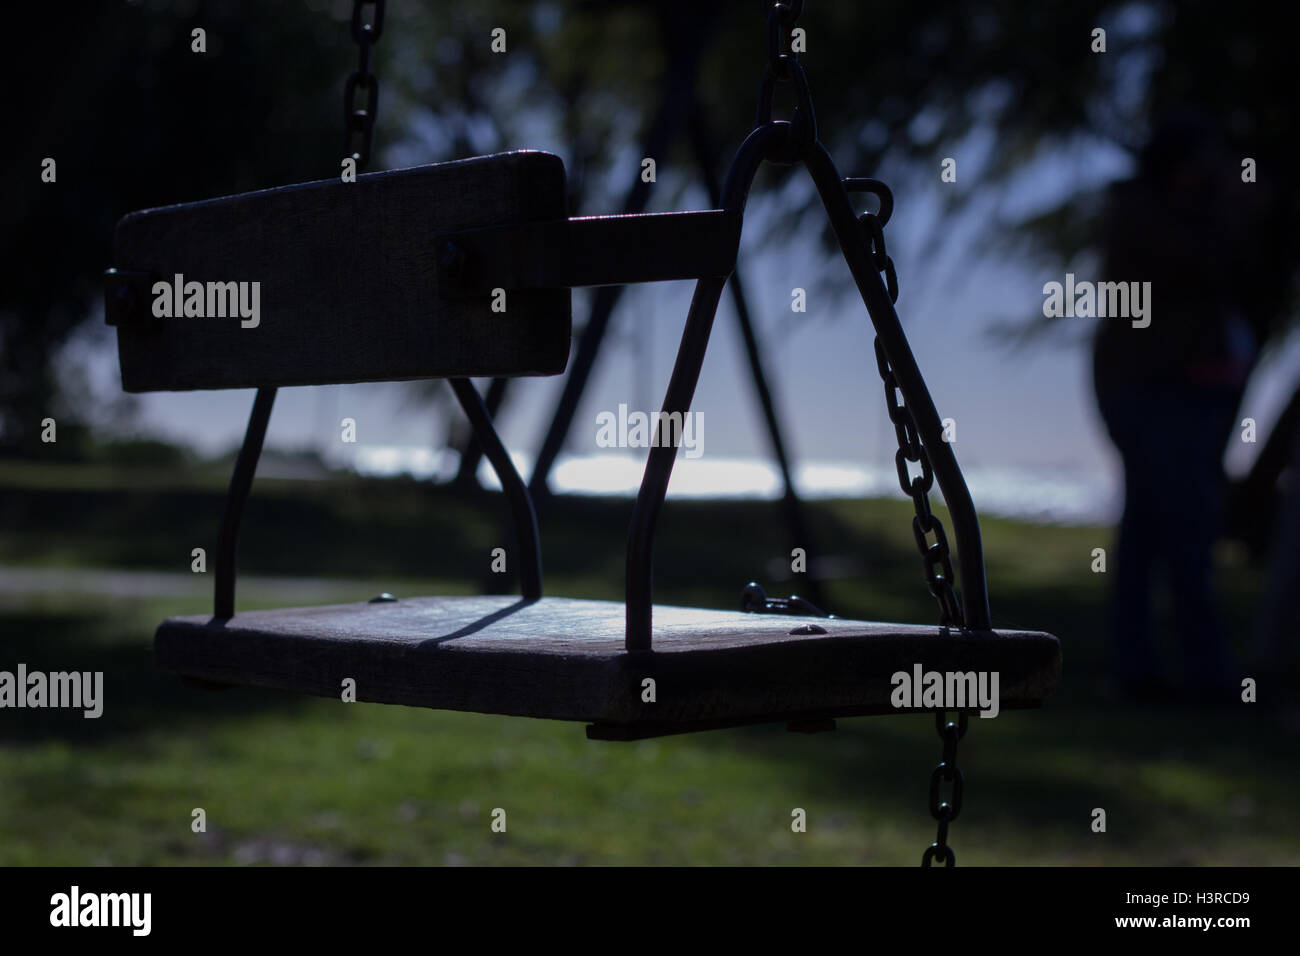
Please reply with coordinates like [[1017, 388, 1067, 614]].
[[1112, 458, 1163, 686], [1255, 420, 1300, 683], [1097, 383, 1163, 689], [1159, 387, 1238, 695]]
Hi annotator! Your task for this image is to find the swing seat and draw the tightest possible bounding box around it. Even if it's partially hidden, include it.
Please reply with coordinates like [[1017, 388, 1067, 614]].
[[106, 147, 1062, 741], [154, 595, 1060, 739]]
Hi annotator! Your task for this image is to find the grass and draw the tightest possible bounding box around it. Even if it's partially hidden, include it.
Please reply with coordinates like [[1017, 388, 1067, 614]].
[[0, 461, 1295, 865]]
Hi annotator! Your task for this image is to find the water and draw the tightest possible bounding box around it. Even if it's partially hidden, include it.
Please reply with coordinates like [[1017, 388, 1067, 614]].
[[345, 446, 1117, 526]]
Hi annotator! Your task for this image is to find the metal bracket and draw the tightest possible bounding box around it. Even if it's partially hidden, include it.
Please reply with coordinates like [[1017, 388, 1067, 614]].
[[436, 209, 741, 297], [740, 581, 834, 618]]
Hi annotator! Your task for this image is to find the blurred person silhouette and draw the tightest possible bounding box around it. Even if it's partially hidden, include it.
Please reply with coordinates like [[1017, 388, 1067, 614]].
[[1093, 108, 1262, 703], [1254, 404, 1300, 705]]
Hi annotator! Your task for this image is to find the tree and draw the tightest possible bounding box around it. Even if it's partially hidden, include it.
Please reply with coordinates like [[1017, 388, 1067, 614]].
[[5, 1, 1294, 455]]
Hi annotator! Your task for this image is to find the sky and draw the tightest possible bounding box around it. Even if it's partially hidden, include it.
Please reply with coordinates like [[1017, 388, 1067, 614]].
[[68, 106, 1300, 526]]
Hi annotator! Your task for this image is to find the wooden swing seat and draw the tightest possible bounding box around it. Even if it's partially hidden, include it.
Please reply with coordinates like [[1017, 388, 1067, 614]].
[[156, 595, 1060, 738], [106, 149, 1061, 739]]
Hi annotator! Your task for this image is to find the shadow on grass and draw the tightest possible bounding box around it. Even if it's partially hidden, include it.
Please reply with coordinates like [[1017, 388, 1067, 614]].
[[675, 684, 1296, 862], [0, 608, 307, 744]]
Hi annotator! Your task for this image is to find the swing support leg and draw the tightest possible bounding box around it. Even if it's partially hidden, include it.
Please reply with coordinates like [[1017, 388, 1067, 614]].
[[801, 139, 991, 630], [214, 387, 276, 620], [449, 378, 543, 601], [687, 102, 825, 610], [625, 120, 993, 652], [211, 379, 543, 622], [626, 124, 777, 651], [452, 376, 509, 488]]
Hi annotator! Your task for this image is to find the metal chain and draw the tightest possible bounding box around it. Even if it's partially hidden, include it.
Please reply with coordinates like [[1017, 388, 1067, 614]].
[[748, 2, 973, 867], [765, 0, 803, 77], [861, 198, 968, 864], [755, 1, 816, 155], [856, 191, 963, 628], [753, 4, 962, 628], [344, 0, 386, 171], [922, 711, 967, 866]]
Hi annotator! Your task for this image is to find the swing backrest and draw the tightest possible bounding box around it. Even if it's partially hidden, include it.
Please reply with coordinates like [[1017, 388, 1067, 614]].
[[105, 151, 571, 392]]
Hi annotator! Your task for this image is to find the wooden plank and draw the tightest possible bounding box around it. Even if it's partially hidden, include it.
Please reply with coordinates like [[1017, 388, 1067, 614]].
[[154, 596, 1061, 733], [111, 151, 571, 391]]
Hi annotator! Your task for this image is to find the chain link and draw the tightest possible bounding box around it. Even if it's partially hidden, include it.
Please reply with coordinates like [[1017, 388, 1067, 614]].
[[749, 2, 973, 868], [922, 711, 967, 866], [853, 174, 969, 865], [766, 0, 801, 76], [755, 2, 816, 157], [344, 0, 385, 171], [754, 7, 958, 624], [851, 181, 962, 628]]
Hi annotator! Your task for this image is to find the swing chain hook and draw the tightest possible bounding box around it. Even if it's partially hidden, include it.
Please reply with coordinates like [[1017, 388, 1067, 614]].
[[344, 0, 386, 171], [853, 181, 963, 628], [765, 0, 805, 78], [756, 2, 816, 161], [922, 711, 968, 867]]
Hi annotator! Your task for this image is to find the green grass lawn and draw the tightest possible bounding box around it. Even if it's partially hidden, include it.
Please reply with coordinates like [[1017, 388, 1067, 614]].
[[0, 461, 1295, 865]]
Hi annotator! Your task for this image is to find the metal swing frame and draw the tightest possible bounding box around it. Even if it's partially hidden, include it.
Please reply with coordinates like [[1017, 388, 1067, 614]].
[[212, 114, 991, 651]]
